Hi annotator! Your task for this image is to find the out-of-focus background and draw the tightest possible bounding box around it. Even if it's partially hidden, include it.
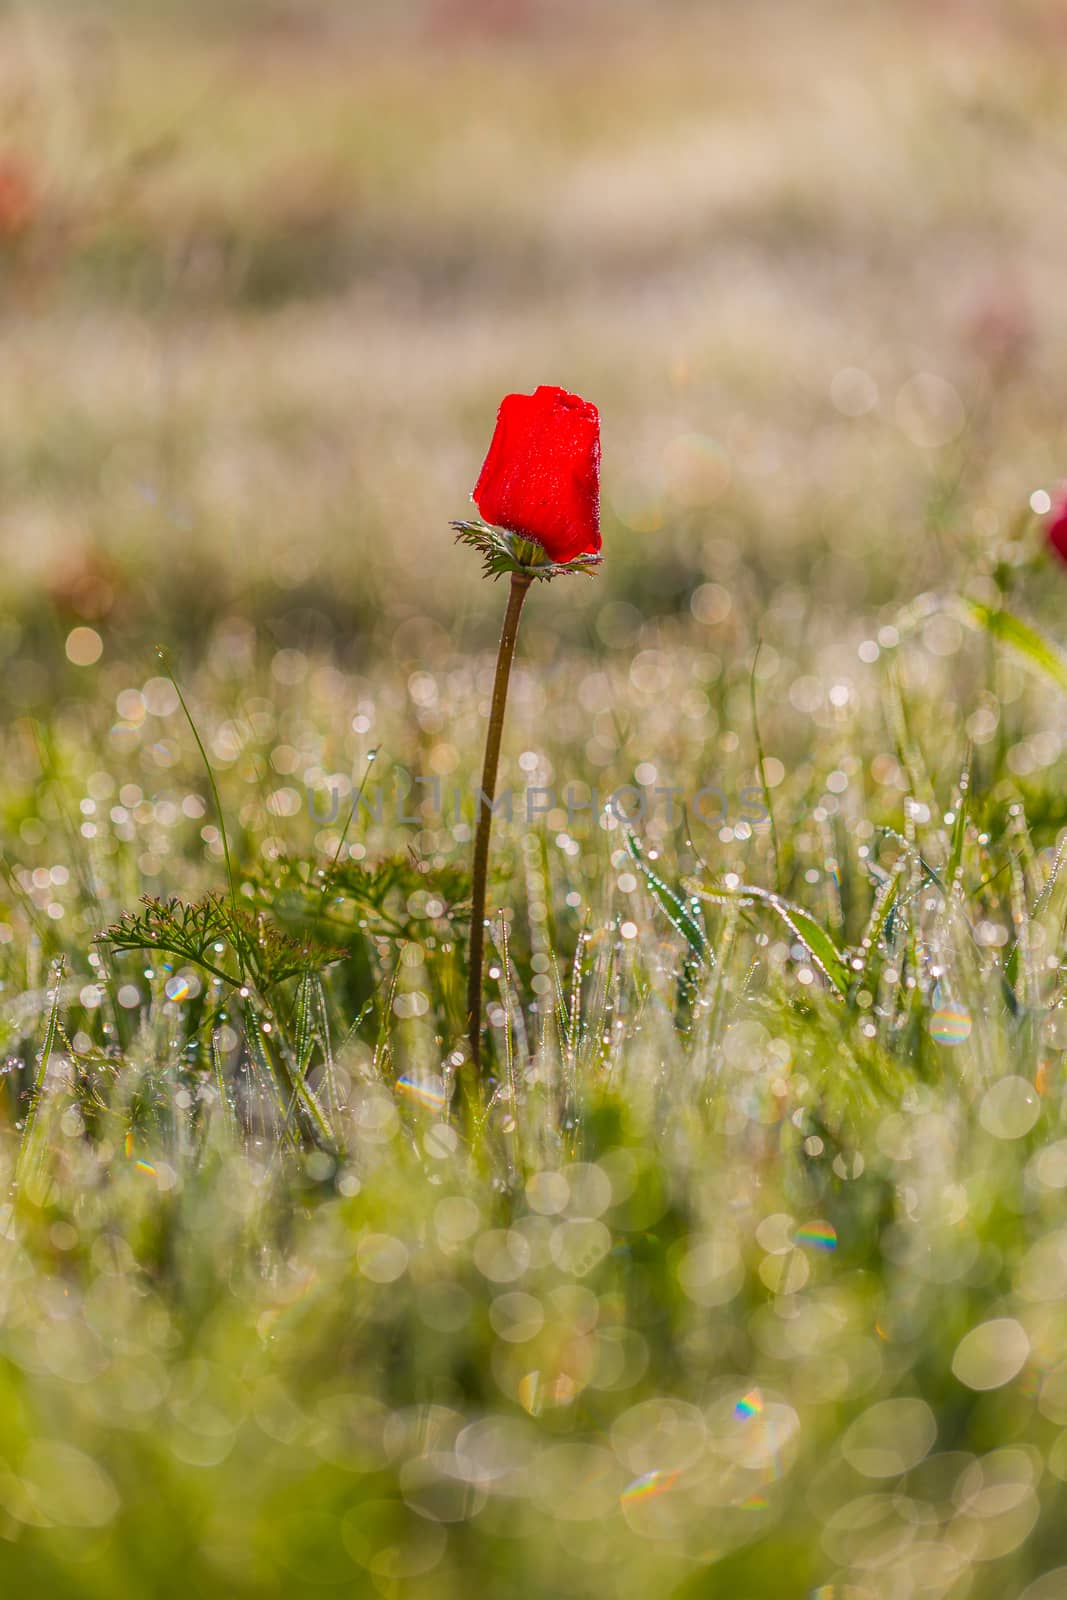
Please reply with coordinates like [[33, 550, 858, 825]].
[[2, 0, 1066, 686]]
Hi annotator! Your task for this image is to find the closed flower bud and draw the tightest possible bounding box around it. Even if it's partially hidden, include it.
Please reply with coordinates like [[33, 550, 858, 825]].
[[472, 384, 600, 564]]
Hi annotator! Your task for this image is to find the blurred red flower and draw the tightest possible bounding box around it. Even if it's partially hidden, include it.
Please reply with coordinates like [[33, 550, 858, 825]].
[[1048, 491, 1067, 565], [0, 158, 34, 241], [473, 384, 601, 564]]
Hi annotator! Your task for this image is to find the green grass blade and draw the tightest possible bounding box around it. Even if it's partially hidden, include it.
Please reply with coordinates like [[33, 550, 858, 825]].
[[959, 598, 1067, 693], [15, 957, 65, 1197], [947, 754, 971, 891], [689, 881, 850, 998], [771, 900, 852, 998], [626, 832, 710, 965]]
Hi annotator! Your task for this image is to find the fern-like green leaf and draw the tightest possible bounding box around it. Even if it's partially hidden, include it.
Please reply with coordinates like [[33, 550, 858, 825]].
[[97, 895, 347, 992], [452, 519, 602, 581]]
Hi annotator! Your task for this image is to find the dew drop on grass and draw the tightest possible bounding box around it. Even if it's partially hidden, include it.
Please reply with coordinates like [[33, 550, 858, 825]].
[[929, 1007, 972, 1045]]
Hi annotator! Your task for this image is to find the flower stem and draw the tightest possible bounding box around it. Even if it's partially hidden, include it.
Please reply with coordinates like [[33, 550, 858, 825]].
[[467, 572, 532, 1074]]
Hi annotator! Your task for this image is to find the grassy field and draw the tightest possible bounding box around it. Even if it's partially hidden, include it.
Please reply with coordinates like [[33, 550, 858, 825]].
[[5, 2, 1067, 1595]]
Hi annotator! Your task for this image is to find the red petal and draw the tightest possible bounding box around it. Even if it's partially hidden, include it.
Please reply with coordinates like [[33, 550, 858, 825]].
[[473, 385, 601, 562], [1049, 493, 1067, 566]]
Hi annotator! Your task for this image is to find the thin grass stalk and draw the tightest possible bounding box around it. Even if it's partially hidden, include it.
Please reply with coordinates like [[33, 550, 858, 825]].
[[16, 956, 64, 1196]]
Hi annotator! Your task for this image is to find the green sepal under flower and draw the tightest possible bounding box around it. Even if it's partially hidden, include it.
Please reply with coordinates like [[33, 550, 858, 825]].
[[451, 518, 603, 581]]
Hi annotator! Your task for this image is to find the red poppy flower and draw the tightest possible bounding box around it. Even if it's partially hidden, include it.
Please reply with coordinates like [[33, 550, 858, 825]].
[[1047, 490, 1067, 566], [473, 385, 600, 564]]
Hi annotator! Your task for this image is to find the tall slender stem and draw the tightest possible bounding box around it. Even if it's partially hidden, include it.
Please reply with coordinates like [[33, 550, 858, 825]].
[[749, 639, 782, 898], [467, 572, 532, 1073]]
